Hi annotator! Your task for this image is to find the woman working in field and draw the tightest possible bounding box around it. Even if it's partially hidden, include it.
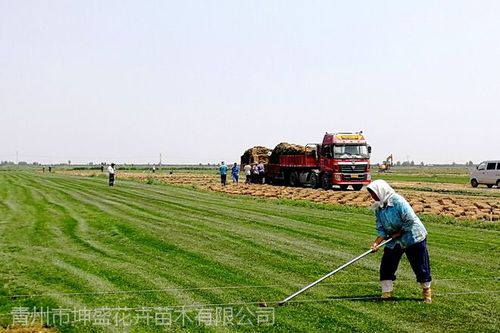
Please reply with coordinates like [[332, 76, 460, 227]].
[[367, 179, 432, 303]]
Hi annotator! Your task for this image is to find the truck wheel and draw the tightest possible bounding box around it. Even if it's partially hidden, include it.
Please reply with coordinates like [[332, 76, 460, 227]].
[[289, 172, 299, 187], [339, 185, 348, 191], [321, 173, 331, 190], [497, 180, 500, 189], [310, 173, 320, 189], [471, 179, 478, 188], [352, 184, 363, 191]]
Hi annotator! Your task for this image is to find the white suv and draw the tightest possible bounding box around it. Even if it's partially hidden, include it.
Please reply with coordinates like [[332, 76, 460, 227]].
[[470, 160, 500, 188]]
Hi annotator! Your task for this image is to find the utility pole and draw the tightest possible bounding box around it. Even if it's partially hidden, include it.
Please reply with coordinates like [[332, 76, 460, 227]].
[[16, 151, 18, 165], [159, 153, 162, 166]]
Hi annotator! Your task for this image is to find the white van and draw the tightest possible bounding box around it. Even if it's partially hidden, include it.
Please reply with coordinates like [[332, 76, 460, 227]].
[[470, 160, 500, 188]]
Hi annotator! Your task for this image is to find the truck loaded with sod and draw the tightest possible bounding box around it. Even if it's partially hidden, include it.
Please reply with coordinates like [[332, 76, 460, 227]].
[[241, 132, 372, 191]]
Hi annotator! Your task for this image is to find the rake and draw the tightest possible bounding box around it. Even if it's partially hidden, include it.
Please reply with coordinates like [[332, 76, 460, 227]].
[[278, 238, 393, 306]]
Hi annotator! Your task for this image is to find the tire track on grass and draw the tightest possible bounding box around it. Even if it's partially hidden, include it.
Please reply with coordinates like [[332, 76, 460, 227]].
[[40, 174, 499, 293], [36, 175, 359, 268], [35, 175, 376, 308], [26, 176, 233, 306], [0, 174, 194, 308], [10, 174, 290, 306]]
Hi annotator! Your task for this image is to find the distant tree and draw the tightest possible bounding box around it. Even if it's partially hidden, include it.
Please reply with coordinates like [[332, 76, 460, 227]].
[[410, 161, 415, 166], [452, 162, 456, 166], [18, 161, 28, 165], [68, 160, 71, 165], [396, 161, 401, 166], [420, 161, 424, 166]]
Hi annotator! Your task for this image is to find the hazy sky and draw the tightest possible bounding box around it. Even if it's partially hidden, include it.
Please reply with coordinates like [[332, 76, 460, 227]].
[[1, 1, 499, 165]]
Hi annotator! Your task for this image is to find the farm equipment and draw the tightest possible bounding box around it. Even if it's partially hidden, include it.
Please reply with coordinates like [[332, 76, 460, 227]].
[[278, 238, 393, 306], [378, 154, 393, 172], [241, 132, 372, 191]]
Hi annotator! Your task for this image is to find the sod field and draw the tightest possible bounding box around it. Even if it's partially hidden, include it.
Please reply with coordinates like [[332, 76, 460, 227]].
[[0, 171, 498, 332]]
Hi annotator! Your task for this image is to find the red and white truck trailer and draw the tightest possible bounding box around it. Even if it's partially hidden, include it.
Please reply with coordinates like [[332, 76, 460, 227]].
[[263, 132, 371, 191]]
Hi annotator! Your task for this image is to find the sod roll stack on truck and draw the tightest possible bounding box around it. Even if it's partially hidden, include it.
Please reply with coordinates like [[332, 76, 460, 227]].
[[242, 132, 372, 191]]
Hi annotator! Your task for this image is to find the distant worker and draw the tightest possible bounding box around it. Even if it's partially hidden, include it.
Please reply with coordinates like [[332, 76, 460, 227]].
[[219, 161, 228, 186], [42, 166, 45, 173], [367, 179, 432, 303], [244, 164, 252, 184], [108, 163, 116, 186], [257, 162, 265, 184], [48, 166, 52, 173], [231, 163, 240, 184], [152, 165, 156, 173], [101, 164, 104, 172], [251, 163, 259, 183]]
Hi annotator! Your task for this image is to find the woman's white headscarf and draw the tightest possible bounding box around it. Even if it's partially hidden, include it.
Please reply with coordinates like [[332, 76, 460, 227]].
[[367, 179, 395, 209]]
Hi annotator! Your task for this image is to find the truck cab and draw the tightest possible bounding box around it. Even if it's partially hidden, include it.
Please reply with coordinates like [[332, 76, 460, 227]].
[[319, 132, 371, 190]]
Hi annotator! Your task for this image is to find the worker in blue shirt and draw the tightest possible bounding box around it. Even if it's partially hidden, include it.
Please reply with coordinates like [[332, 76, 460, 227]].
[[219, 161, 228, 186], [367, 179, 432, 303], [231, 163, 240, 184]]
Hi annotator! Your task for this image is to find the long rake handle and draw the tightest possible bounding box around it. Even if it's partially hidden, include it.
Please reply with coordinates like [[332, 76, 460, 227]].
[[278, 238, 393, 306]]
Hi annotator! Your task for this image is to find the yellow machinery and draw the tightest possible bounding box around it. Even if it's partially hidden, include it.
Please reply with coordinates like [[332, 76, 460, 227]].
[[378, 154, 393, 172]]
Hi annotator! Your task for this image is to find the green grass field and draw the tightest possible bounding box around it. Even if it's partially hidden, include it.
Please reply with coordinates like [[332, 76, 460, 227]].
[[0, 172, 498, 332]]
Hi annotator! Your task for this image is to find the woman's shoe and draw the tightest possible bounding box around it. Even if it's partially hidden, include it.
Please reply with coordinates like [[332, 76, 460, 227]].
[[381, 292, 392, 300], [422, 288, 432, 303]]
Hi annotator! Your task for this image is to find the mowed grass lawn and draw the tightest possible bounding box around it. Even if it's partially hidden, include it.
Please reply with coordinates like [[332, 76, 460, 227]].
[[0, 172, 498, 333]]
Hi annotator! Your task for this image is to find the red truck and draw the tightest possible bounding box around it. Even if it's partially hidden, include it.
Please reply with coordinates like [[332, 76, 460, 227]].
[[264, 132, 372, 191]]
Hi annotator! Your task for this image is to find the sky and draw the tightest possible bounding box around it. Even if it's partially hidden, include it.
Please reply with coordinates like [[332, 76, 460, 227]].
[[1, 0, 499, 165]]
